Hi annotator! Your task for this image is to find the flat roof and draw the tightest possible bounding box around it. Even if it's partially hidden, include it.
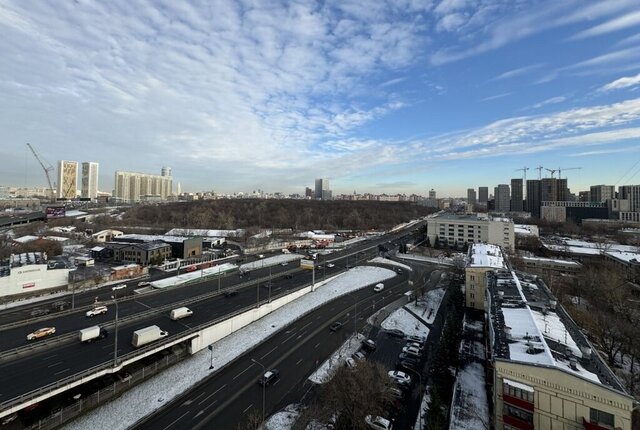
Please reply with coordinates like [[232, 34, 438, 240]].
[[116, 234, 197, 243], [468, 243, 506, 269]]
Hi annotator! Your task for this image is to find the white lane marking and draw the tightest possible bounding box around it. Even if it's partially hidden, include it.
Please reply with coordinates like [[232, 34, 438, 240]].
[[299, 321, 313, 331], [260, 346, 278, 359], [135, 300, 153, 310], [197, 384, 227, 406], [242, 404, 253, 414], [314, 342, 320, 349], [280, 332, 297, 345], [47, 361, 63, 368], [296, 359, 303, 365], [54, 368, 70, 375], [233, 365, 255, 380], [42, 354, 58, 361], [162, 411, 189, 430]]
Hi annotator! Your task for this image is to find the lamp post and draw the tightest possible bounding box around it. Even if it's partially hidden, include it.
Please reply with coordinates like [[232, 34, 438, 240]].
[[208, 344, 214, 370], [111, 284, 126, 368], [251, 358, 266, 424]]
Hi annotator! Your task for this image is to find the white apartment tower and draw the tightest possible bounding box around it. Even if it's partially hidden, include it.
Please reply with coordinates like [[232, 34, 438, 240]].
[[57, 160, 78, 199], [114, 169, 173, 202], [81, 162, 99, 199]]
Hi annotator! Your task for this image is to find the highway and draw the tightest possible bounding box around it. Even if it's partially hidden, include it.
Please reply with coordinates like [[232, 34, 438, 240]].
[[0, 227, 422, 411], [134, 268, 416, 430]]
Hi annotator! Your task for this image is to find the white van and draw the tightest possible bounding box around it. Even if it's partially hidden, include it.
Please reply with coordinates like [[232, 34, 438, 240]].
[[170, 307, 193, 320], [374, 283, 384, 292]]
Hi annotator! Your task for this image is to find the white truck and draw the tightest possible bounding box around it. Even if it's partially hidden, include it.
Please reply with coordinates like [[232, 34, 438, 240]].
[[131, 325, 168, 347], [170, 307, 193, 320], [79, 326, 107, 343]]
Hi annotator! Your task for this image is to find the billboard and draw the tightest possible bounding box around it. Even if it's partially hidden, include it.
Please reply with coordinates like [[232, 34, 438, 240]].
[[300, 259, 315, 270], [46, 206, 66, 219]]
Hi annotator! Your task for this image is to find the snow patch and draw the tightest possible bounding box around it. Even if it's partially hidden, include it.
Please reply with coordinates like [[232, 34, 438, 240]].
[[368, 257, 412, 272]]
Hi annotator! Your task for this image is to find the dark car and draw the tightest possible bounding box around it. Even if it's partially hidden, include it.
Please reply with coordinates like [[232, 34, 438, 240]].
[[397, 359, 419, 372], [385, 329, 405, 338], [329, 322, 343, 332], [398, 352, 421, 362], [30, 308, 50, 317], [362, 339, 376, 351], [50, 300, 70, 310], [284, 273, 293, 279], [224, 290, 238, 298], [258, 369, 280, 386]]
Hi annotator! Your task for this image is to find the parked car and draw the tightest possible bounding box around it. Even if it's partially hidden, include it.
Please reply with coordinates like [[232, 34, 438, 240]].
[[86, 305, 108, 317], [396, 268, 403, 274], [397, 359, 419, 372], [362, 339, 376, 351], [329, 322, 343, 332], [345, 357, 357, 368], [406, 341, 424, 351], [402, 346, 421, 357], [365, 415, 393, 430], [398, 352, 421, 362], [30, 308, 50, 317], [387, 387, 404, 400], [388, 371, 411, 386], [223, 290, 238, 298], [405, 335, 427, 344], [27, 327, 56, 341], [352, 351, 366, 361], [373, 283, 384, 292], [280, 262, 288, 266], [1, 413, 18, 425], [258, 369, 279, 386], [385, 329, 405, 338]]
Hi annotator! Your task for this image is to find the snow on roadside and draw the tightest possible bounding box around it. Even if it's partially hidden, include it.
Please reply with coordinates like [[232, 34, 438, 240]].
[[368, 257, 412, 272], [308, 333, 365, 384], [240, 253, 303, 271], [405, 288, 445, 325], [63, 266, 397, 430], [381, 308, 429, 338], [263, 404, 300, 430]]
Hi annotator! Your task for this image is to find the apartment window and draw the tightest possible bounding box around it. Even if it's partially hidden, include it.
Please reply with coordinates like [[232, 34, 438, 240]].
[[589, 408, 614, 429], [503, 382, 534, 403], [504, 404, 533, 424], [469, 293, 474, 299], [470, 275, 475, 281]]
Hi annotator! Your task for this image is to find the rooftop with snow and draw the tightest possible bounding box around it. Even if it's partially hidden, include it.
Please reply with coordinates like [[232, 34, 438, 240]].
[[467, 243, 506, 269], [488, 268, 627, 394]]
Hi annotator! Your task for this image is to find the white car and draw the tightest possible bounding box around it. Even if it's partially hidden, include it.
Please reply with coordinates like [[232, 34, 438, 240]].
[[388, 370, 411, 386], [402, 346, 421, 356], [327, 263, 335, 268], [86, 306, 108, 317], [365, 415, 393, 430], [373, 283, 384, 292]]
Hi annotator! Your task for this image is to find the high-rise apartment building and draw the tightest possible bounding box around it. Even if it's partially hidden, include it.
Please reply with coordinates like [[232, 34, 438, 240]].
[[494, 184, 510, 212], [527, 180, 541, 217], [510, 178, 523, 212], [161, 166, 172, 177], [57, 160, 78, 199], [467, 188, 476, 205], [426, 213, 514, 250], [619, 185, 640, 212], [305, 187, 313, 198], [314, 178, 331, 200], [81, 162, 99, 199], [114, 169, 173, 202], [478, 186, 488, 203], [429, 189, 436, 199], [590, 185, 615, 202]]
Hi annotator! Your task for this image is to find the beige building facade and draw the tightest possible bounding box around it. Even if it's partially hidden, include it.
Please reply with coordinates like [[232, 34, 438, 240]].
[[114, 169, 172, 202], [57, 160, 78, 199], [427, 214, 515, 251]]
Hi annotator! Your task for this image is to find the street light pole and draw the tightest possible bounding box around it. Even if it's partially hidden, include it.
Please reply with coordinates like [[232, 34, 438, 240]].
[[251, 358, 266, 424], [208, 344, 214, 370], [111, 285, 126, 368]]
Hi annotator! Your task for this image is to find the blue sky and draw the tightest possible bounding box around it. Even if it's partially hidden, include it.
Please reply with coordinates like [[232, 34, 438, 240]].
[[1, 0, 640, 196]]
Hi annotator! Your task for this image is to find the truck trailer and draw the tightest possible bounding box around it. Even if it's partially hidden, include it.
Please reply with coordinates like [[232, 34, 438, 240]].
[[131, 325, 168, 347], [79, 326, 107, 343]]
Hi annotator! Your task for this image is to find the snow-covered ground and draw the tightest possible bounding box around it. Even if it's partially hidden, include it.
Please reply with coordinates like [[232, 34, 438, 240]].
[[413, 389, 430, 430], [63, 266, 397, 430], [449, 363, 489, 430], [263, 404, 300, 430], [368, 257, 412, 272], [381, 308, 429, 338], [308, 333, 365, 384], [240, 254, 303, 271], [405, 288, 445, 325], [395, 254, 455, 266]]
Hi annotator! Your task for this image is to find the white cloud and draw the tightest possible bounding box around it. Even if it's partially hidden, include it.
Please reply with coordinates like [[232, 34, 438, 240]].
[[569, 146, 640, 157], [528, 96, 567, 110], [492, 64, 543, 81], [570, 10, 640, 40], [481, 92, 512, 102], [599, 73, 640, 92]]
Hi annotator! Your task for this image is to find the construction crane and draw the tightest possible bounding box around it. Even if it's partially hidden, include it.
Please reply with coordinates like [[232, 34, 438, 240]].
[[558, 167, 581, 179], [26, 143, 55, 202], [515, 167, 529, 181], [535, 166, 544, 180], [545, 168, 557, 178]]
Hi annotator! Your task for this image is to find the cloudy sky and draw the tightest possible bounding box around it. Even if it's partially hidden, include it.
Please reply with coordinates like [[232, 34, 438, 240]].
[[2, 0, 640, 196]]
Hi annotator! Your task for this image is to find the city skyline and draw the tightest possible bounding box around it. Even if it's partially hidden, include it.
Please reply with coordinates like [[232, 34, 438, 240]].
[[2, 1, 640, 195]]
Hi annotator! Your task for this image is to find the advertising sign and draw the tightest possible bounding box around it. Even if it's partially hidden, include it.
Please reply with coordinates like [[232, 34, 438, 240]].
[[46, 206, 66, 219], [300, 259, 315, 270]]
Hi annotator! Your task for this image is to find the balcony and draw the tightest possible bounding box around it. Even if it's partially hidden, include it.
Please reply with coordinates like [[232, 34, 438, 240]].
[[503, 414, 534, 430], [503, 394, 534, 412], [583, 418, 613, 430]]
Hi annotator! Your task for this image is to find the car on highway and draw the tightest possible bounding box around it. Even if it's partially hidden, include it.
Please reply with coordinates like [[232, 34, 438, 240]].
[[329, 322, 343, 332], [86, 305, 108, 317], [280, 262, 288, 266], [327, 263, 335, 268], [27, 327, 56, 341], [373, 283, 384, 292], [30, 308, 50, 317], [388, 371, 411, 386], [285, 273, 293, 279], [258, 369, 279, 386], [365, 415, 393, 430], [223, 290, 238, 298]]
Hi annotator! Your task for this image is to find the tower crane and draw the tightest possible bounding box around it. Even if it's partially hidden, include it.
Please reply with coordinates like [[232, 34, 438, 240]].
[[515, 167, 529, 181], [535, 166, 544, 180], [26, 143, 55, 202], [558, 167, 581, 179], [545, 168, 557, 178]]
